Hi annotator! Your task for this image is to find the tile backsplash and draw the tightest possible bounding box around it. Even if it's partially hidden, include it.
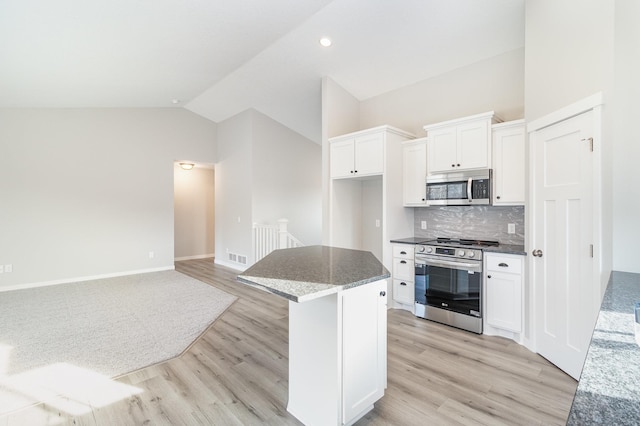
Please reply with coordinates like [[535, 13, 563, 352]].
[[413, 206, 524, 245]]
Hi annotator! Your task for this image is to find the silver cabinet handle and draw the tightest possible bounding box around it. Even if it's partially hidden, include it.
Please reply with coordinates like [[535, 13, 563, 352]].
[[532, 249, 543, 257]]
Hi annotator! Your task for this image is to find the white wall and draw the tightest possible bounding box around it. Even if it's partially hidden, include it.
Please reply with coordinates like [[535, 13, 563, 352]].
[[360, 48, 525, 135], [252, 111, 322, 247], [0, 108, 217, 289], [321, 77, 360, 244], [215, 109, 322, 268], [174, 165, 215, 260], [214, 110, 254, 269], [612, 0, 640, 272], [524, 0, 615, 122]]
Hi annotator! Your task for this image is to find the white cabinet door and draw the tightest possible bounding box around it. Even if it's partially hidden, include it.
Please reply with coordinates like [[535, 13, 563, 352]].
[[486, 270, 522, 332], [427, 127, 457, 173], [342, 280, 387, 424], [402, 139, 427, 206], [485, 253, 523, 334], [354, 133, 384, 176], [493, 121, 525, 205], [457, 119, 489, 170], [330, 139, 356, 178]]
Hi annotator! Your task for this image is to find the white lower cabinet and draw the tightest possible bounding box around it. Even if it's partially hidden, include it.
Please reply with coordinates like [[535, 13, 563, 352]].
[[288, 280, 387, 426], [391, 244, 414, 309], [484, 253, 524, 338]]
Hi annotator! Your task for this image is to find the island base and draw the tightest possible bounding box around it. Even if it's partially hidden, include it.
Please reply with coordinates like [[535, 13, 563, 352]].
[[287, 279, 387, 425]]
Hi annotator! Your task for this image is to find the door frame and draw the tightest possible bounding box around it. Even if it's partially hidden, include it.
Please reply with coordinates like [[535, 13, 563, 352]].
[[524, 92, 608, 353]]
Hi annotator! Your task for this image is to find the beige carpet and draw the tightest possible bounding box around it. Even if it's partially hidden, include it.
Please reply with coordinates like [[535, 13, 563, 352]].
[[0, 270, 236, 415]]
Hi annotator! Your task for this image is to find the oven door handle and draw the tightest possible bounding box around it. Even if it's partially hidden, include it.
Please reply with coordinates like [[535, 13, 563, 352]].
[[417, 257, 482, 272]]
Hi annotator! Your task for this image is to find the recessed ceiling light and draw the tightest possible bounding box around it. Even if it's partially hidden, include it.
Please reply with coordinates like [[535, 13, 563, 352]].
[[172, 99, 180, 104], [319, 37, 332, 47]]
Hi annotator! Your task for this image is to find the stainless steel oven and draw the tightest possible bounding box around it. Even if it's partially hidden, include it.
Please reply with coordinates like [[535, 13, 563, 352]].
[[414, 240, 489, 334]]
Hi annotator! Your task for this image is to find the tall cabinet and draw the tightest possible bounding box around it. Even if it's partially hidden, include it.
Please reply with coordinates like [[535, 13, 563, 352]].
[[329, 126, 415, 294]]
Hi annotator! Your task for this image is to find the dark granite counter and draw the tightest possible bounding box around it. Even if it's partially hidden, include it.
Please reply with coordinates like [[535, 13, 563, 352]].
[[237, 245, 390, 303], [567, 271, 640, 425], [389, 237, 426, 245]]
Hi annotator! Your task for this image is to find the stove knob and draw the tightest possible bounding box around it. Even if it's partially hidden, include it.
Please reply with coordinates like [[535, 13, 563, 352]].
[[418, 246, 425, 253], [426, 247, 433, 253], [458, 250, 465, 257], [468, 252, 475, 258]]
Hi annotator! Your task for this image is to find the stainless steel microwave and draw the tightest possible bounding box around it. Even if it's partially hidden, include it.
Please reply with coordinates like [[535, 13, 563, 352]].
[[425, 169, 492, 206]]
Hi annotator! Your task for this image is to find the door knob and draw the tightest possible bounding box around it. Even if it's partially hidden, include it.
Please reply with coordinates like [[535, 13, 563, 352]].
[[532, 249, 543, 257]]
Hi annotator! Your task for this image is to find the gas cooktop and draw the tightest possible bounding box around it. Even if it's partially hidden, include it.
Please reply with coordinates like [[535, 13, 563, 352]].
[[426, 238, 500, 248]]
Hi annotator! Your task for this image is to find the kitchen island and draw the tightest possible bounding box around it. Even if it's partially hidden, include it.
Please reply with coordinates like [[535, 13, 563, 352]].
[[238, 245, 390, 426], [567, 271, 640, 425]]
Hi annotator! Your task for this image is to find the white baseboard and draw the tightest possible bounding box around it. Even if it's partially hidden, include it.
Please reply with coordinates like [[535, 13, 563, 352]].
[[0, 265, 175, 293], [174, 253, 215, 261], [214, 258, 247, 272]]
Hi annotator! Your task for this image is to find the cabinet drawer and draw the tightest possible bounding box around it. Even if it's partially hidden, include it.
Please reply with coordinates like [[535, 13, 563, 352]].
[[392, 245, 414, 259], [393, 279, 414, 305], [393, 257, 414, 280], [486, 255, 522, 274]]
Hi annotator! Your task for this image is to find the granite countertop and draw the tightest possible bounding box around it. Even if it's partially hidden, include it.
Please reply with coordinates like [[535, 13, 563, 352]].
[[567, 271, 640, 425], [390, 237, 526, 256], [237, 245, 390, 303]]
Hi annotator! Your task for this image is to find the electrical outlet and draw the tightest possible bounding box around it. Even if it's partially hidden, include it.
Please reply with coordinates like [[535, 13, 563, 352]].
[[4, 264, 12, 273], [375, 219, 380, 228], [421, 221, 427, 230], [508, 223, 516, 234], [148, 251, 154, 259]]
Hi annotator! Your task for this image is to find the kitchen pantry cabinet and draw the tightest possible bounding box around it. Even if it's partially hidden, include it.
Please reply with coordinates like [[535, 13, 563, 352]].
[[492, 120, 526, 205], [391, 244, 414, 307], [330, 132, 384, 178], [484, 253, 523, 335], [402, 138, 428, 206], [329, 126, 415, 296], [424, 111, 500, 174]]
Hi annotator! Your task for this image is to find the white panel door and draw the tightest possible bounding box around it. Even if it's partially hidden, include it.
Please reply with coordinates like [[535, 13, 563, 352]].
[[531, 110, 596, 380]]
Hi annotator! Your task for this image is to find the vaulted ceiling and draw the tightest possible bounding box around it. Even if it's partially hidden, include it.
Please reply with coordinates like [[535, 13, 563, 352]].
[[0, 0, 524, 142]]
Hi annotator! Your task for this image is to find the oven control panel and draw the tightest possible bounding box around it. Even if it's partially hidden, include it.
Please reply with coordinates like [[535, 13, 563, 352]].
[[416, 245, 483, 260]]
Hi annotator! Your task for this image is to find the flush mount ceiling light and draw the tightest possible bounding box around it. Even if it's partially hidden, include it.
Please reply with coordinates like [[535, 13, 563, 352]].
[[319, 37, 332, 47], [172, 99, 181, 104], [179, 162, 194, 170]]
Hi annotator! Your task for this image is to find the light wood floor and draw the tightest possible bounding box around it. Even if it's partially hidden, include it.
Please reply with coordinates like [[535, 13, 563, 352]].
[[2, 259, 577, 425]]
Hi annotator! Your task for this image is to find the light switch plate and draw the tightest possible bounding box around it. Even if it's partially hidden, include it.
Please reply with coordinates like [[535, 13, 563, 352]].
[[421, 221, 427, 230]]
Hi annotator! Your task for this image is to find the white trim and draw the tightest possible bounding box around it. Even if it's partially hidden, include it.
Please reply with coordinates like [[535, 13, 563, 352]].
[[526, 92, 604, 133], [174, 253, 215, 261], [492, 118, 525, 130], [423, 110, 502, 132], [328, 125, 415, 142], [0, 265, 175, 293], [214, 258, 247, 272]]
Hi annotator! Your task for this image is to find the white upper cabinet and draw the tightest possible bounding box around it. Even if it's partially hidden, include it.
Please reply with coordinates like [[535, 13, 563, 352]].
[[330, 131, 386, 178], [402, 138, 428, 206], [492, 120, 526, 205], [424, 111, 498, 174]]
